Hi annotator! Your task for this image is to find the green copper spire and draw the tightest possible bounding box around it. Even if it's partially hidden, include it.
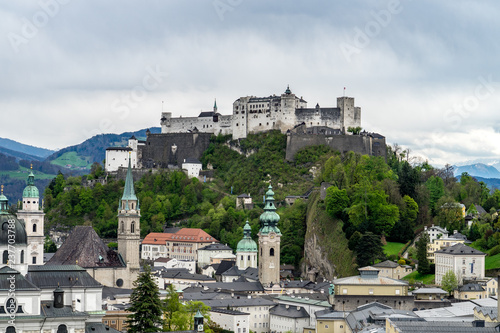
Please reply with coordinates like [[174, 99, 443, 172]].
[[121, 156, 137, 202], [258, 184, 281, 235], [237, 220, 258, 252], [285, 85, 291, 95], [213, 99, 218, 112], [23, 170, 39, 198]]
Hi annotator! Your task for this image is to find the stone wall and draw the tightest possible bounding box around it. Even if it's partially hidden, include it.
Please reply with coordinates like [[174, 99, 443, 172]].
[[285, 133, 387, 161], [140, 133, 213, 168]]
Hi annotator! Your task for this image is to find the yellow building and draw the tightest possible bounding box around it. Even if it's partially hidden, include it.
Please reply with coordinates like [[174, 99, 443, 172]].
[[369, 260, 413, 279], [331, 267, 413, 311], [427, 236, 466, 263], [311, 309, 347, 333], [454, 283, 487, 300]]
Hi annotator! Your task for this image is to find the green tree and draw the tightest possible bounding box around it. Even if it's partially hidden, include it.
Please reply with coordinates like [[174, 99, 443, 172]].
[[425, 176, 445, 215], [44, 236, 57, 253], [355, 232, 385, 267], [415, 232, 430, 274], [325, 186, 350, 219], [126, 265, 164, 332], [441, 270, 458, 294]]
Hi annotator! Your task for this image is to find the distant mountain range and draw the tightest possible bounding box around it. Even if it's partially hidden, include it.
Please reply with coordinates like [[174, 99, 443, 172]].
[[0, 137, 55, 159], [453, 163, 500, 179]]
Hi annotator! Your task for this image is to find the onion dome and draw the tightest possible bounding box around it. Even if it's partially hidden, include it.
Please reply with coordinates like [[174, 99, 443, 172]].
[[258, 184, 281, 235], [237, 220, 258, 252], [22, 171, 39, 198]]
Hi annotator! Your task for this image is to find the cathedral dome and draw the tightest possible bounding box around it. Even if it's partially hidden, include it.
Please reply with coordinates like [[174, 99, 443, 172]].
[[237, 221, 257, 252], [0, 214, 28, 246], [22, 171, 39, 198]]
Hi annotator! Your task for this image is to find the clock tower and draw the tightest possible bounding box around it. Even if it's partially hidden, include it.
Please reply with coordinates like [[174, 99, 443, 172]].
[[258, 184, 281, 286]]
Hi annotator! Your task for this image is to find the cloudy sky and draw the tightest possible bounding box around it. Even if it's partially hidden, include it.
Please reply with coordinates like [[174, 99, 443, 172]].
[[1, 0, 499, 166]]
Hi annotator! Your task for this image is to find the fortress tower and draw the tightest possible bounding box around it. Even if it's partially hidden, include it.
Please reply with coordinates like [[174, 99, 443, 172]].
[[258, 184, 281, 286], [17, 170, 45, 266], [117, 156, 141, 271]]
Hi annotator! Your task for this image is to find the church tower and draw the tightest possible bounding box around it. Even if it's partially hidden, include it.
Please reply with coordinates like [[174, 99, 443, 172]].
[[236, 220, 258, 270], [17, 169, 45, 265], [117, 156, 141, 271], [258, 184, 281, 286]]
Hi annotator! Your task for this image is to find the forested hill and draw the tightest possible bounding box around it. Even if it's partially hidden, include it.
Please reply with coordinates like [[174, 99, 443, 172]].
[[45, 127, 161, 165], [40, 131, 500, 278], [0, 137, 54, 159]]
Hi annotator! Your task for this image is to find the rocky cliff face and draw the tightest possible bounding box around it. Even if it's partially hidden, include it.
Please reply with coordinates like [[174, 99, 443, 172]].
[[302, 192, 357, 280]]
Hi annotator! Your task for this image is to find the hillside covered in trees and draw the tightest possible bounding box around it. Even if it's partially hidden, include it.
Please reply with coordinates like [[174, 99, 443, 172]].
[[35, 131, 500, 277]]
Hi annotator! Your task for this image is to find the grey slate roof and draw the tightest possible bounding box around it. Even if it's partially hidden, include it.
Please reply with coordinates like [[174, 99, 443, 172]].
[[434, 243, 485, 256], [27, 265, 102, 288], [210, 308, 249, 315], [458, 283, 485, 292], [0, 266, 40, 291], [315, 308, 346, 319], [200, 281, 264, 292], [199, 297, 275, 308], [372, 260, 399, 269], [412, 287, 447, 294], [387, 320, 498, 332], [106, 146, 132, 151], [199, 243, 233, 251], [346, 303, 419, 332], [158, 269, 215, 281], [40, 301, 88, 318], [270, 304, 309, 318], [102, 286, 133, 300], [449, 232, 468, 240], [183, 158, 202, 164], [47, 226, 126, 268], [86, 323, 122, 333], [215, 260, 235, 275], [475, 306, 497, 320]]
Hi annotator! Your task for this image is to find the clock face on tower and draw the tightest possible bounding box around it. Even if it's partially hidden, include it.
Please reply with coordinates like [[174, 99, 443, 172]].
[[270, 233, 275, 239], [197, 324, 204, 332]]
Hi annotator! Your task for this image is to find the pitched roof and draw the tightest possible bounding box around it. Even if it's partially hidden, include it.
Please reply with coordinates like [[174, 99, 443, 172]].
[[333, 274, 408, 286], [434, 243, 485, 256], [270, 304, 309, 318], [372, 260, 399, 269], [0, 266, 40, 291], [183, 158, 202, 164], [198, 243, 233, 251], [142, 228, 218, 245], [458, 283, 485, 292], [47, 226, 125, 268], [412, 287, 447, 294], [27, 265, 102, 288], [215, 260, 235, 275]]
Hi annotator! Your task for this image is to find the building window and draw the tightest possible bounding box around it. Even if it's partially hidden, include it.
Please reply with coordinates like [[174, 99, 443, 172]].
[[20, 250, 24, 264], [33, 224, 37, 233], [32, 257, 36, 264], [6, 327, 16, 333], [57, 325, 68, 333], [131, 221, 135, 234], [270, 248, 275, 256], [121, 221, 125, 233], [2, 250, 8, 264], [325, 325, 329, 329], [343, 288, 347, 294]]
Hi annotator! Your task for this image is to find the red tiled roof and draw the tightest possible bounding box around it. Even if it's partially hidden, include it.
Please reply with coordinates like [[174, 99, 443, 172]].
[[142, 228, 219, 245]]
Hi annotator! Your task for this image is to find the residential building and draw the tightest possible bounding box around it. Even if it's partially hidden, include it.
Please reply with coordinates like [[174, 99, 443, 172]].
[[424, 224, 449, 243], [386, 318, 498, 333], [237, 194, 254, 209], [105, 135, 144, 172], [142, 228, 218, 261], [454, 283, 487, 300], [412, 287, 448, 300], [270, 304, 310, 333], [154, 268, 215, 290], [197, 243, 234, 268], [434, 243, 486, 285], [427, 235, 467, 263], [370, 260, 413, 279], [313, 308, 347, 333], [210, 308, 250, 333], [154, 257, 196, 273]]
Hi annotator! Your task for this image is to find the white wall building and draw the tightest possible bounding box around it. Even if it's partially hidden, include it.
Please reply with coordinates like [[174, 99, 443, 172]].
[[269, 304, 310, 333], [209, 308, 250, 333], [154, 257, 196, 273], [182, 158, 203, 178], [105, 136, 144, 172], [425, 224, 449, 243], [435, 243, 486, 285]]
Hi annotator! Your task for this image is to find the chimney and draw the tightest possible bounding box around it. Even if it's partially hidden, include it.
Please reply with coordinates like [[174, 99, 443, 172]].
[[53, 286, 64, 308], [285, 305, 289, 309], [297, 306, 300, 310]]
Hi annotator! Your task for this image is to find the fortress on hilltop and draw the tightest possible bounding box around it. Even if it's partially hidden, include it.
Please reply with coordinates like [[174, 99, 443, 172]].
[[160, 85, 361, 139], [105, 86, 385, 172]]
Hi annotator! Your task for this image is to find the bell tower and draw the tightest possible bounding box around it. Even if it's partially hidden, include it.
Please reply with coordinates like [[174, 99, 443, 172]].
[[17, 169, 45, 265], [258, 184, 281, 286], [117, 156, 141, 271]]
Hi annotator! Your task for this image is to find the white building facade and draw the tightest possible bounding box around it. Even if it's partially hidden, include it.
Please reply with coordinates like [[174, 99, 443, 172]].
[[435, 243, 486, 285]]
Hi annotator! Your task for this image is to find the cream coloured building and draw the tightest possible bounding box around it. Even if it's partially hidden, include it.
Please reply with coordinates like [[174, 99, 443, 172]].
[[434, 243, 486, 285], [368, 260, 412, 279]]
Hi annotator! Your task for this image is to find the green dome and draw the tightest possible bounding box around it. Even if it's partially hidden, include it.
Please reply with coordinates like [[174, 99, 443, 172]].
[[22, 172, 39, 198], [0, 214, 28, 246], [237, 220, 257, 252]]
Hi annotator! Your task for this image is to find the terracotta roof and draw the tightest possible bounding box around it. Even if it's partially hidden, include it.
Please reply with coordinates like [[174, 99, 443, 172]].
[[142, 228, 218, 245]]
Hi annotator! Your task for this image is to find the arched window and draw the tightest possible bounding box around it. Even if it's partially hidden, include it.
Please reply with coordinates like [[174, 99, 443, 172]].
[[6, 326, 16, 333], [131, 202, 134, 209], [120, 221, 124, 233], [33, 223, 37, 233], [131, 221, 135, 234], [20, 250, 24, 264], [3, 250, 8, 264], [57, 324, 68, 333], [270, 248, 275, 257]]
